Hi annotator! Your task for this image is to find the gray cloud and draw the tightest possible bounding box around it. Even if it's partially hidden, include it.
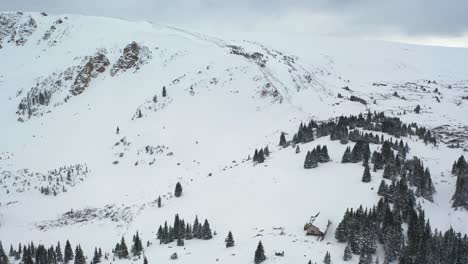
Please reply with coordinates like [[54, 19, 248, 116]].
[[2, 0, 468, 39]]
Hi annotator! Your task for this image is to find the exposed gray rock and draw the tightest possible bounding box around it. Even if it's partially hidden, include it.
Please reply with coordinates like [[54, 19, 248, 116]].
[[0, 12, 36, 48], [110, 41, 152, 76], [70, 52, 110, 95]]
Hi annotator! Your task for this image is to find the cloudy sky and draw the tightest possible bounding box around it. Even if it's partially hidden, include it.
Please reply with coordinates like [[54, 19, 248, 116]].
[[2, 0, 468, 47]]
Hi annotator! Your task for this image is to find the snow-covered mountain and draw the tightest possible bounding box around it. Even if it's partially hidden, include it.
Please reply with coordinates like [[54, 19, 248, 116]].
[[1, 11, 468, 264]]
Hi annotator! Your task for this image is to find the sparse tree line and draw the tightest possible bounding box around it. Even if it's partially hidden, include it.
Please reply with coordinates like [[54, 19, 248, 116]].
[[0, 240, 104, 264], [252, 146, 270, 164], [2, 164, 88, 196], [156, 214, 213, 246], [281, 111, 437, 148]]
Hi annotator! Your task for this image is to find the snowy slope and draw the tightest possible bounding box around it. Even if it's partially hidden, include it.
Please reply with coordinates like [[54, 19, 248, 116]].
[[1, 11, 468, 264]]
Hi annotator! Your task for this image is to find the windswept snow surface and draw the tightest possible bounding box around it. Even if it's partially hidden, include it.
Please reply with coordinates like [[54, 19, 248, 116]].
[[1, 12, 468, 264]]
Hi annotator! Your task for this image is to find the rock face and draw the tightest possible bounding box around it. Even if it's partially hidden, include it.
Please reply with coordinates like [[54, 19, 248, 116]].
[[17, 52, 110, 120], [110, 42, 152, 76], [0, 12, 37, 48], [70, 52, 110, 96]]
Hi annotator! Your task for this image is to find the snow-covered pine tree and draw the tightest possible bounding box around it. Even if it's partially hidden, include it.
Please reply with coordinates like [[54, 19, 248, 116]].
[[254, 241, 266, 264], [323, 251, 331, 264], [73, 246, 85, 264], [343, 243, 352, 261], [362, 164, 371, 183], [414, 105, 421, 114], [279, 132, 287, 147], [55, 242, 63, 263], [185, 224, 193, 240], [0, 242, 8, 264], [118, 237, 129, 259], [201, 219, 213, 240], [92, 248, 101, 264], [174, 182, 183, 197], [304, 151, 312, 169], [176, 238, 184, 247], [193, 216, 200, 239], [225, 231, 234, 248], [64, 241, 73, 264], [319, 145, 330, 163], [131, 231, 143, 256], [310, 149, 318, 168], [452, 155, 468, 209], [264, 146, 270, 157], [342, 147, 352, 163]]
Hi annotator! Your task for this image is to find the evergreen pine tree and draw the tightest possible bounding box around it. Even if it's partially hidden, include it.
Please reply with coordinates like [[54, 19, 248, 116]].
[[254, 241, 266, 264], [310, 149, 318, 168], [0, 242, 8, 264], [225, 231, 235, 248], [56, 242, 63, 263], [131, 231, 143, 256], [319, 145, 330, 163], [92, 248, 100, 264], [362, 164, 371, 183], [185, 224, 193, 240], [342, 147, 352, 163], [343, 243, 352, 261], [73, 246, 85, 264], [323, 251, 331, 264], [414, 105, 421, 114], [279, 133, 287, 147], [202, 219, 213, 240], [257, 149, 265, 163], [295, 145, 300, 154], [264, 146, 270, 157], [64, 241, 73, 264], [118, 237, 129, 259], [176, 238, 184, 247], [193, 216, 200, 239], [304, 151, 312, 169], [143, 256, 148, 264], [174, 182, 183, 197]]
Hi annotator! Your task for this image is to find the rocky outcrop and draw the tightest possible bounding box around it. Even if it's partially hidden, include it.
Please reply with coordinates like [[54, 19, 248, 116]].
[[70, 52, 110, 95], [39, 17, 69, 47], [110, 42, 152, 76], [0, 12, 37, 48], [17, 52, 109, 120]]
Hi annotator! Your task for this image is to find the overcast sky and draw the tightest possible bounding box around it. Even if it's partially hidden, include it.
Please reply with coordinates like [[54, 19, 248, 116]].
[[2, 0, 468, 47]]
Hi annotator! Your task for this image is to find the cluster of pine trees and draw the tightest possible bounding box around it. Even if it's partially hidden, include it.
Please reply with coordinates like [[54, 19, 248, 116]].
[[336, 172, 468, 264], [156, 215, 213, 246], [343, 138, 434, 201], [0, 240, 104, 264], [349, 95, 367, 105], [452, 155, 468, 209], [252, 146, 269, 164], [303, 145, 330, 169], [284, 112, 436, 148], [113, 231, 143, 259]]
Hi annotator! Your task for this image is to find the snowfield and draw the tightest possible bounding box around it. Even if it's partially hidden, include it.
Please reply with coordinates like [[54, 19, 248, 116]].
[[1, 11, 468, 264]]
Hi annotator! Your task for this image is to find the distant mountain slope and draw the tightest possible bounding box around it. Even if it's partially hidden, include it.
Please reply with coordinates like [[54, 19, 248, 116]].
[[0, 11, 467, 264]]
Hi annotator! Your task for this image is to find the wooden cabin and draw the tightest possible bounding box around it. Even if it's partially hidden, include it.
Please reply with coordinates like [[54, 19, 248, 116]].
[[305, 224, 323, 236]]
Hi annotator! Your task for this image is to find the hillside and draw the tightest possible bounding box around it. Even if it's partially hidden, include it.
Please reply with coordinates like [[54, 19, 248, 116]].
[[1, 11, 468, 264]]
